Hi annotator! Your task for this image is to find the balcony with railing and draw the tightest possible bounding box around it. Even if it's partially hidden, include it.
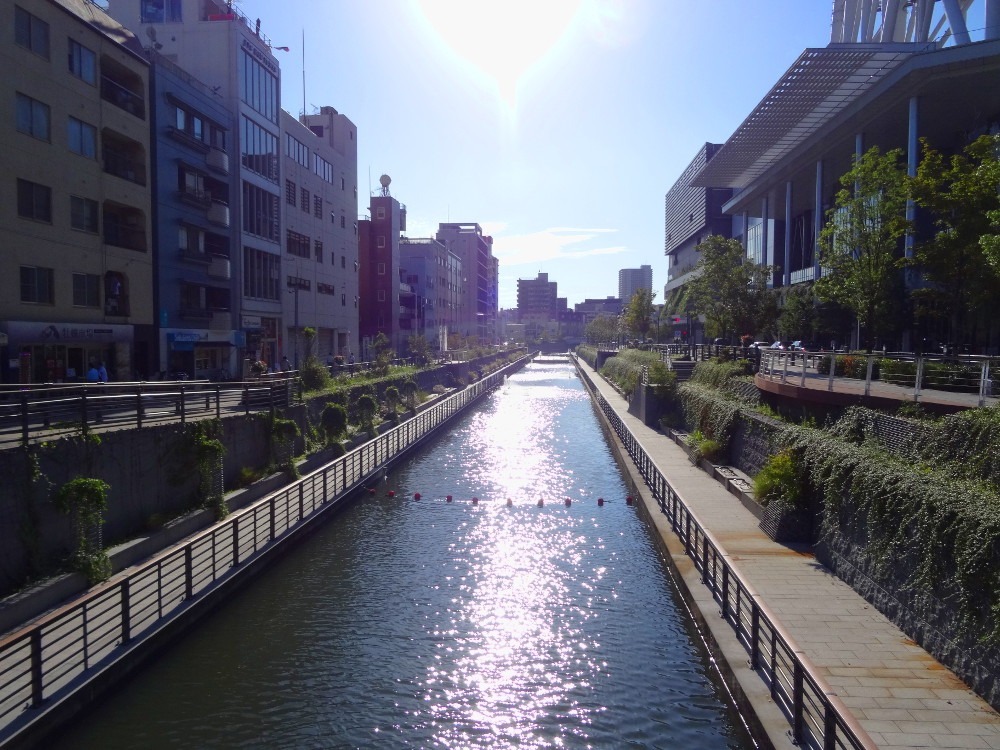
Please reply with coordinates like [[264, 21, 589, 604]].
[[103, 205, 147, 252], [104, 294, 130, 317], [100, 58, 145, 120], [103, 136, 147, 186]]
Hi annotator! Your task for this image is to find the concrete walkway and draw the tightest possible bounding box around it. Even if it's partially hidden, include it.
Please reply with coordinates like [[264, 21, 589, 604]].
[[581, 359, 1000, 749]]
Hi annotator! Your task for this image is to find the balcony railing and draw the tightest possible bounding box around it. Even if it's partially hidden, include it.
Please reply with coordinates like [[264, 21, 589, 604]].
[[178, 187, 212, 208], [104, 222, 146, 252], [101, 75, 145, 119], [104, 149, 145, 185], [104, 295, 130, 317]]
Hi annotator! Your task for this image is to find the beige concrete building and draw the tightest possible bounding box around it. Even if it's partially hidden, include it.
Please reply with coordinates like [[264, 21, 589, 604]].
[[280, 107, 359, 365], [1, 0, 152, 383]]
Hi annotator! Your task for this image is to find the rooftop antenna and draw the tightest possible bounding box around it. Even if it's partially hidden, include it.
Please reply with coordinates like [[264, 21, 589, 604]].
[[302, 29, 306, 119]]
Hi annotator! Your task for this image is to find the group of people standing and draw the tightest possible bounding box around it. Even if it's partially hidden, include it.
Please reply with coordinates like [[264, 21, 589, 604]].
[[86, 362, 109, 383]]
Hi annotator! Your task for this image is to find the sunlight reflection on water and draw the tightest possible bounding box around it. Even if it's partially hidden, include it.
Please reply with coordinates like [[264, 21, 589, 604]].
[[51, 361, 751, 750]]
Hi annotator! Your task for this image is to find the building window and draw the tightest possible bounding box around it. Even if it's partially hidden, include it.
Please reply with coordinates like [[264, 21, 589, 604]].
[[141, 0, 182, 23], [377, 290, 386, 302], [341, 177, 345, 190], [377, 262, 386, 275], [240, 49, 278, 124], [313, 153, 333, 183], [313, 195, 322, 218], [20, 265, 54, 304], [341, 216, 346, 229], [377, 236, 385, 249], [300, 187, 310, 212], [286, 230, 310, 258], [341, 293, 346, 306], [376, 206, 385, 219], [242, 182, 279, 241], [68, 39, 96, 84], [285, 133, 310, 167], [72, 272, 100, 307], [68, 117, 97, 158], [70, 195, 99, 233], [17, 179, 51, 223], [314, 239, 323, 262], [15, 6, 49, 59], [15, 93, 50, 141], [341, 255, 346, 269], [241, 116, 278, 182], [285, 179, 296, 206], [242, 246, 280, 300]]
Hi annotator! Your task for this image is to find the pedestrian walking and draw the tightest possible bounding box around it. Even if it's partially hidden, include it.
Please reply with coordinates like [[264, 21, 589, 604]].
[[86, 363, 99, 383], [281, 355, 292, 372], [98, 362, 108, 382]]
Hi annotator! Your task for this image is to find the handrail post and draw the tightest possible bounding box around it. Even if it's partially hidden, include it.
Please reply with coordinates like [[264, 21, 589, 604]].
[[979, 360, 989, 407], [793, 662, 805, 744], [80, 389, 88, 434], [781, 352, 788, 383], [914, 356, 924, 402], [750, 607, 760, 669], [800, 351, 807, 386], [136, 385, 143, 429], [215, 385, 221, 419], [721, 566, 730, 619], [30, 628, 43, 707], [231, 518, 240, 566], [864, 355, 874, 397], [180, 384, 186, 423], [121, 578, 131, 644], [827, 352, 836, 391], [21, 393, 29, 446], [184, 546, 193, 599]]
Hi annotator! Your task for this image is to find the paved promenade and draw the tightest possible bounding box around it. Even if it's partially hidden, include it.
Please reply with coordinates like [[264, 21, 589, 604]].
[[581, 359, 1000, 749]]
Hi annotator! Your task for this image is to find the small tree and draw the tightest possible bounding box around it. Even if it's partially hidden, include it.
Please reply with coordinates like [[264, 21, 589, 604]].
[[777, 285, 818, 342], [585, 314, 619, 345], [909, 135, 1000, 347], [623, 288, 656, 340], [816, 146, 910, 350], [372, 332, 393, 376], [400, 379, 419, 411], [384, 385, 400, 416], [320, 403, 348, 445], [407, 335, 432, 365], [54, 477, 111, 584], [687, 235, 772, 341], [355, 393, 378, 434]]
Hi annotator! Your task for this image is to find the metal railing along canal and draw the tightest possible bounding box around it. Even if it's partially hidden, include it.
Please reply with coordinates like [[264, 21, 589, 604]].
[[0, 367, 512, 743], [592, 390, 876, 750]]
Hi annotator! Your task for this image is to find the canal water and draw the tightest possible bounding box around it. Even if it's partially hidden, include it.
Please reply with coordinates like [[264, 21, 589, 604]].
[[51, 360, 754, 749]]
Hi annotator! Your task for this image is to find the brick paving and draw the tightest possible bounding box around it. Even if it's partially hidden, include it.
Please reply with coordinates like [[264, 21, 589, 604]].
[[581, 359, 1000, 749]]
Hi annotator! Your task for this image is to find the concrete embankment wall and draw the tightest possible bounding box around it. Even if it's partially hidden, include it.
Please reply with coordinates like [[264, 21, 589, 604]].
[[0, 352, 522, 598]]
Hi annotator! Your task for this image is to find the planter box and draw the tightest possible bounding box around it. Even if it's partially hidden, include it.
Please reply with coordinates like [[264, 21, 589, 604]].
[[758, 502, 813, 544]]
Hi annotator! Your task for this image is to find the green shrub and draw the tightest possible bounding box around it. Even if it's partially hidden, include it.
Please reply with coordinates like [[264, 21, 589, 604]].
[[299, 357, 331, 391], [815, 353, 876, 379], [754, 449, 804, 508]]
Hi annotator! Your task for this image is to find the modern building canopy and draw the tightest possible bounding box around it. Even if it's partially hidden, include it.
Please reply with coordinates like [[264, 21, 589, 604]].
[[692, 44, 919, 190]]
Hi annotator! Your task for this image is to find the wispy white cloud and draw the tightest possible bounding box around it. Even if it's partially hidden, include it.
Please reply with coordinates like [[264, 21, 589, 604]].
[[489, 226, 626, 266]]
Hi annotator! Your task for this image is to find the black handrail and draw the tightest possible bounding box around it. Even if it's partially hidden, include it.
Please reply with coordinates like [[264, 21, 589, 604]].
[[590, 386, 875, 750], [0, 361, 521, 743]]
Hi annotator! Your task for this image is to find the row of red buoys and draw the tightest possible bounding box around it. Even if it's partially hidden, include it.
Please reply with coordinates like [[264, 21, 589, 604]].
[[369, 491, 633, 506]]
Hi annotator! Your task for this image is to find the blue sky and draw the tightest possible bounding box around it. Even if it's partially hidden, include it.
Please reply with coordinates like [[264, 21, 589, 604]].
[[233, 0, 833, 308]]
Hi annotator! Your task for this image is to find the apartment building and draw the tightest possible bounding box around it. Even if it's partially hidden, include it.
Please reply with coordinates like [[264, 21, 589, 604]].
[[107, 0, 285, 368], [1, 0, 152, 383]]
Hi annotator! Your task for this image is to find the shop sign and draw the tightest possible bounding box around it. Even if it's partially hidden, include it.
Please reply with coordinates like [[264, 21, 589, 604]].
[[241, 315, 262, 330], [2, 321, 133, 344]]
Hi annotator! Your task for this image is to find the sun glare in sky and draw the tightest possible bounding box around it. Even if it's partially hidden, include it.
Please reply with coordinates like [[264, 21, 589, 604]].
[[415, 0, 584, 108]]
